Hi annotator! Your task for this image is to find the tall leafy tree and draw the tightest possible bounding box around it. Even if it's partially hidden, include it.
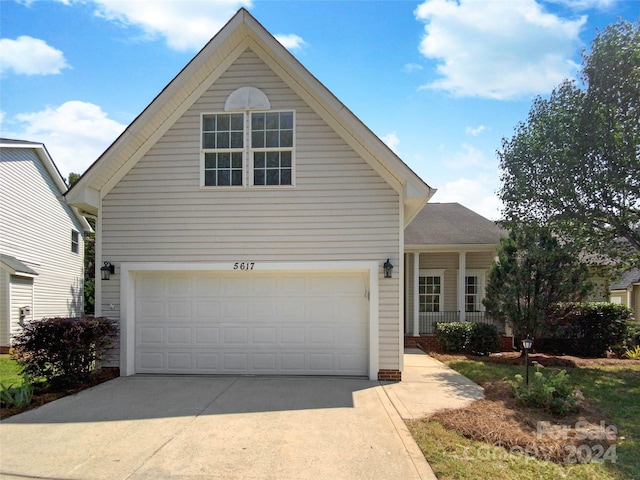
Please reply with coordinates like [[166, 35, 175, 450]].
[[498, 19, 640, 269], [483, 226, 591, 341]]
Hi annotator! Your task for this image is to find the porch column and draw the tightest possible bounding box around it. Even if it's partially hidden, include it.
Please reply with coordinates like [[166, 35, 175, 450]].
[[413, 252, 420, 337], [458, 252, 466, 322]]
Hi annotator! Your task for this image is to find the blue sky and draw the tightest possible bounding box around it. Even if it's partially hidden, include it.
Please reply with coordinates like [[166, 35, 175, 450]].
[[1, 0, 638, 219]]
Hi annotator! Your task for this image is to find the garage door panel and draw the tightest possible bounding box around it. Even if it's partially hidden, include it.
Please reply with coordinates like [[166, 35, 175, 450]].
[[135, 271, 368, 376]]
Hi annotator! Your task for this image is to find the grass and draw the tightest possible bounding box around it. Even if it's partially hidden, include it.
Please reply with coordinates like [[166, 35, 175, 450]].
[[407, 355, 640, 480], [0, 354, 24, 386]]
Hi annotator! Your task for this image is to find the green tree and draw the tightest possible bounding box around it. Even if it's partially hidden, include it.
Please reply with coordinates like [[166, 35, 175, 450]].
[[498, 19, 640, 269], [483, 226, 591, 341]]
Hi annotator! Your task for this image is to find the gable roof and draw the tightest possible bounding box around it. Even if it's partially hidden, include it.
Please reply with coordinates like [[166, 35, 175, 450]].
[[0, 138, 92, 232], [405, 203, 506, 249], [0, 254, 39, 278], [65, 8, 434, 225], [610, 268, 640, 290]]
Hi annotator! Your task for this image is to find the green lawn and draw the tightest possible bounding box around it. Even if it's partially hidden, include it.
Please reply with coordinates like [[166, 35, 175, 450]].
[[408, 358, 640, 480], [0, 355, 23, 387]]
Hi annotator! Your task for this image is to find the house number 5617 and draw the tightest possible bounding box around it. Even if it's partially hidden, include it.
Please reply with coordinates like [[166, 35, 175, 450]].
[[233, 262, 255, 270]]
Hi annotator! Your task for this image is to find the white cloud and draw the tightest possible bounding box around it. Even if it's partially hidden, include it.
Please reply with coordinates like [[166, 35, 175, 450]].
[[431, 176, 502, 220], [0, 36, 70, 75], [5, 101, 126, 177], [403, 63, 424, 73], [274, 34, 307, 52], [443, 143, 491, 170], [76, 0, 252, 51], [414, 0, 586, 99], [465, 125, 486, 136], [381, 132, 400, 153]]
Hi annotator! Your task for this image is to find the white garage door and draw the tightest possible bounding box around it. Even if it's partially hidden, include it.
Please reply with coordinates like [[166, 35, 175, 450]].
[[135, 271, 369, 375]]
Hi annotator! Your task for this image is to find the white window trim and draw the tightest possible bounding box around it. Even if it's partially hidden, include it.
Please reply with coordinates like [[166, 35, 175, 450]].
[[418, 268, 445, 315], [199, 110, 296, 189]]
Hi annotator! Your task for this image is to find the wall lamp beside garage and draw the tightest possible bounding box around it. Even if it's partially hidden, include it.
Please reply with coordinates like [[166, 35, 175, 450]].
[[383, 259, 393, 278], [101, 261, 115, 280]]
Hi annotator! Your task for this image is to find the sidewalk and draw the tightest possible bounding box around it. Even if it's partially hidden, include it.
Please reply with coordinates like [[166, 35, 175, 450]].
[[384, 349, 485, 420]]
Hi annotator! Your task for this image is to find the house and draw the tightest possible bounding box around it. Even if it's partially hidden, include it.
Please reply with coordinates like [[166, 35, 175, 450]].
[[0, 139, 91, 352], [65, 9, 435, 381], [610, 268, 640, 321], [403, 203, 510, 349]]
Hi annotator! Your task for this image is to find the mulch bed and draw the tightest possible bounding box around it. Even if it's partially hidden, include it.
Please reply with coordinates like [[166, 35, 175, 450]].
[[0, 368, 119, 420], [425, 352, 631, 463]]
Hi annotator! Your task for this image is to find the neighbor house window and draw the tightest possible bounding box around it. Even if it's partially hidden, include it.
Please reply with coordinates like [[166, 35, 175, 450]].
[[71, 231, 80, 254], [201, 110, 295, 188], [202, 113, 244, 187]]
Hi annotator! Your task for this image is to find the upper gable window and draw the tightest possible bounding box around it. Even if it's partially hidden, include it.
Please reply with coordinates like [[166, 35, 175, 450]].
[[251, 112, 293, 186], [202, 113, 244, 187], [201, 87, 295, 188]]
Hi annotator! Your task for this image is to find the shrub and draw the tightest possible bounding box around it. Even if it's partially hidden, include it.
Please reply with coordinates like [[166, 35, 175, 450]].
[[508, 366, 578, 415], [434, 322, 473, 352], [624, 345, 640, 359], [0, 375, 33, 408], [11, 316, 117, 389], [467, 323, 500, 355], [540, 302, 632, 357]]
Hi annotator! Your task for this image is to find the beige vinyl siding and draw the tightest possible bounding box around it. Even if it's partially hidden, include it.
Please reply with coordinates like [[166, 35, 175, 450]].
[[101, 49, 401, 370], [0, 147, 85, 327]]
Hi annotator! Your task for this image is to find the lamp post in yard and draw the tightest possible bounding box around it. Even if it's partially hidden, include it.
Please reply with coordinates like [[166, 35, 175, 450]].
[[522, 338, 533, 385]]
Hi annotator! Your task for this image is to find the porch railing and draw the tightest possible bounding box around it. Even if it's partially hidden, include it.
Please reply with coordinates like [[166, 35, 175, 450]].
[[416, 311, 506, 335]]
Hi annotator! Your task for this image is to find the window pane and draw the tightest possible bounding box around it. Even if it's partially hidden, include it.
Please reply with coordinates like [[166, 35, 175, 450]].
[[266, 131, 279, 148], [266, 113, 279, 129], [204, 170, 216, 186], [203, 133, 215, 149], [280, 112, 293, 129], [281, 151, 292, 167], [252, 113, 265, 130], [230, 114, 244, 130], [254, 170, 265, 185], [218, 153, 230, 169], [217, 132, 229, 149], [217, 170, 230, 186], [232, 170, 243, 186], [203, 116, 216, 131], [204, 153, 216, 168], [280, 130, 293, 147], [281, 169, 291, 185], [232, 152, 243, 168], [231, 132, 243, 148], [217, 114, 230, 131], [254, 152, 265, 168], [267, 152, 279, 168], [252, 131, 264, 148], [266, 169, 279, 185]]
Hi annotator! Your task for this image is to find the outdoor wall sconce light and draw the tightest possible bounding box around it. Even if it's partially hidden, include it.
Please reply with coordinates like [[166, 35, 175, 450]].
[[383, 259, 393, 279], [101, 261, 115, 281], [522, 338, 533, 385]]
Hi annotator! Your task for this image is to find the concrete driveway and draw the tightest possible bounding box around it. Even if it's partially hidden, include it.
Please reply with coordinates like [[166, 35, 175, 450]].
[[0, 375, 435, 480]]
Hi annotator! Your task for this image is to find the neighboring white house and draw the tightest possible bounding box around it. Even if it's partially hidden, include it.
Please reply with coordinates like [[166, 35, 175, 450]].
[[0, 139, 92, 352], [65, 9, 434, 380], [610, 268, 640, 321]]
